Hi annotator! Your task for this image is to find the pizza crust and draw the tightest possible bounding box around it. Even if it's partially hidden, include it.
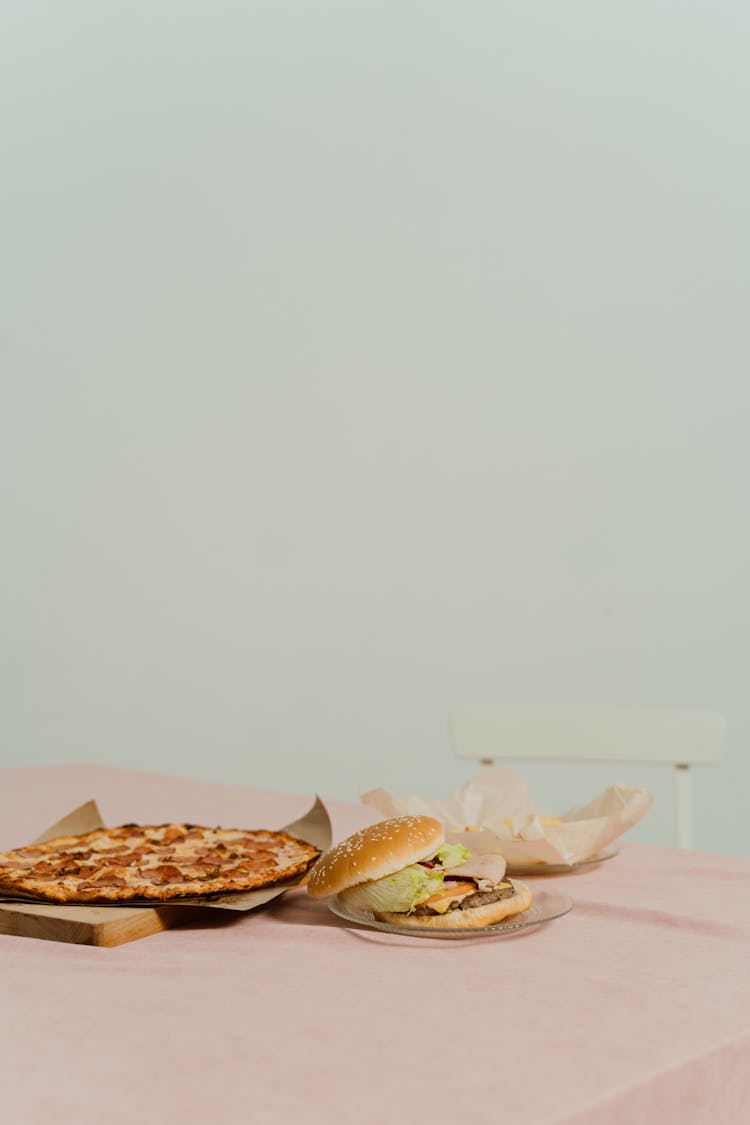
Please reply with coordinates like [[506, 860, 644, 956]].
[[0, 823, 320, 904]]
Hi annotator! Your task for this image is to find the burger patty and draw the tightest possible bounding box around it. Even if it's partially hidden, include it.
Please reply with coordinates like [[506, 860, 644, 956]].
[[412, 880, 516, 917]]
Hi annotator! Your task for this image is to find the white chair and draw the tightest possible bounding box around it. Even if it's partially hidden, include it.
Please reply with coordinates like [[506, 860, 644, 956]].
[[448, 707, 725, 849]]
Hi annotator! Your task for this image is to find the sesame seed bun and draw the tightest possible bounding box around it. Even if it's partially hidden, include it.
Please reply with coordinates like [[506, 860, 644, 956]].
[[373, 880, 532, 930], [306, 815, 444, 899]]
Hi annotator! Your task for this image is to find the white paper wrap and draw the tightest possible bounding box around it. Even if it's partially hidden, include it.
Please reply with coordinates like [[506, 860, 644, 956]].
[[362, 766, 652, 867]]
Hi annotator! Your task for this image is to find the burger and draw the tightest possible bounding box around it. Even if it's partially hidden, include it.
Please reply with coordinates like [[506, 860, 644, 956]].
[[306, 814, 531, 929]]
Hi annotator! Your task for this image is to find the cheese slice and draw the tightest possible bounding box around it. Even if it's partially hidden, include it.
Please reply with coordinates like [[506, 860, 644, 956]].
[[418, 880, 477, 915]]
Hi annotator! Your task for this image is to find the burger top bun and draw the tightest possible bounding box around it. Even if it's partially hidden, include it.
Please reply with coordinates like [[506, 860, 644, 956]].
[[307, 815, 444, 899]]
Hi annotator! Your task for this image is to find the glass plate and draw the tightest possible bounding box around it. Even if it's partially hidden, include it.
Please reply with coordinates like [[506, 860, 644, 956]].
[[506, 843, 619, 877], [328, 888, 572, 940]]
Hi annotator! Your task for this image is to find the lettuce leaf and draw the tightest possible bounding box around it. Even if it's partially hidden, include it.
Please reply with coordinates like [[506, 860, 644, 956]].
[[431, 843, 471, 868], [337, 844, 474, 914], [338, 864, 444, 914]]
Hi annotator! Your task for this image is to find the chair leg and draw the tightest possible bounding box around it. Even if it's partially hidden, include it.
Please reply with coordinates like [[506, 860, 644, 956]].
[[675, 764, 693, 849]]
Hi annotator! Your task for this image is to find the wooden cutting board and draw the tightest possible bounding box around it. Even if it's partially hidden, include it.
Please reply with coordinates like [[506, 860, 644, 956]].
[[0, 899, 196, 947]]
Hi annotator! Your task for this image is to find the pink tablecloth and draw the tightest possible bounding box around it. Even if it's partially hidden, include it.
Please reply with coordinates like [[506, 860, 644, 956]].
[[1, 764, 749, 1125]]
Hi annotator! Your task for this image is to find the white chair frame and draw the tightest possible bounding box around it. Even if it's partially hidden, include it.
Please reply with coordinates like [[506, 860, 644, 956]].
[[448, 707, 725, 849]]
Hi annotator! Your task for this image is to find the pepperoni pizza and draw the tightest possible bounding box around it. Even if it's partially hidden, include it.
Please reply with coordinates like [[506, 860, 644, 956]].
[[0, 823, 320, 903]]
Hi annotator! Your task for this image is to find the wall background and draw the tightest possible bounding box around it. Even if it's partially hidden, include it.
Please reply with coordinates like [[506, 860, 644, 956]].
[[2, 2, 748, 853]]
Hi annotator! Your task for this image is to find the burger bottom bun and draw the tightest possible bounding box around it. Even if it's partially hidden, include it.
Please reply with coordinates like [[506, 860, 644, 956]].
[[373, 881, 532, 930]]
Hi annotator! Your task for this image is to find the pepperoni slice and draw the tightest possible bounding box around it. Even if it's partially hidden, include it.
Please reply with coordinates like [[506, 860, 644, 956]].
[[161, 826, 187, 845], [141, 864, 185, 885]]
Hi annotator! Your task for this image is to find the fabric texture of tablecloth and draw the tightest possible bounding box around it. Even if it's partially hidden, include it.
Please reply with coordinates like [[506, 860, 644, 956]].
[[1, 763, 748, 1125]]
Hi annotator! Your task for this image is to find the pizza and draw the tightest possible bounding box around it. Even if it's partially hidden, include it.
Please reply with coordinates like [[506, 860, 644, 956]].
[[0, 823, 321, 904]]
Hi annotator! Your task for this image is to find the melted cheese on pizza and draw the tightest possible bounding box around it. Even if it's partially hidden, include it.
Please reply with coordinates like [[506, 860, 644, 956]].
[[0, 823, 320, 903]]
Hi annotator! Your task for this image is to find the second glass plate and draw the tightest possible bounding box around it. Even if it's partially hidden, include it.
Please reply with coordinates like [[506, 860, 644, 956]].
[[506, 844, 619, 877]]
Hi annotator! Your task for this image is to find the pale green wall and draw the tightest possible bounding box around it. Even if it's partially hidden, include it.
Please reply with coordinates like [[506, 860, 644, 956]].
[[2, 2, 748, 853]]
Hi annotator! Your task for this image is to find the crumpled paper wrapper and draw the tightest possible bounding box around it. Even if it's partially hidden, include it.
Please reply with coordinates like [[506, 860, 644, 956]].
[[362, 766, 652, 868]]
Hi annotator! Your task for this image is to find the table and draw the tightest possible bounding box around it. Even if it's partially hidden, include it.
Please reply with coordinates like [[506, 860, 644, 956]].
[[1, 763, 749, 1125]]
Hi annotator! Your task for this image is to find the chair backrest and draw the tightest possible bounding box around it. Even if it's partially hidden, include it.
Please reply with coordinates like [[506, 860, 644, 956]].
[[448, 707, 725, 766], [448, 706, 725, 849]]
